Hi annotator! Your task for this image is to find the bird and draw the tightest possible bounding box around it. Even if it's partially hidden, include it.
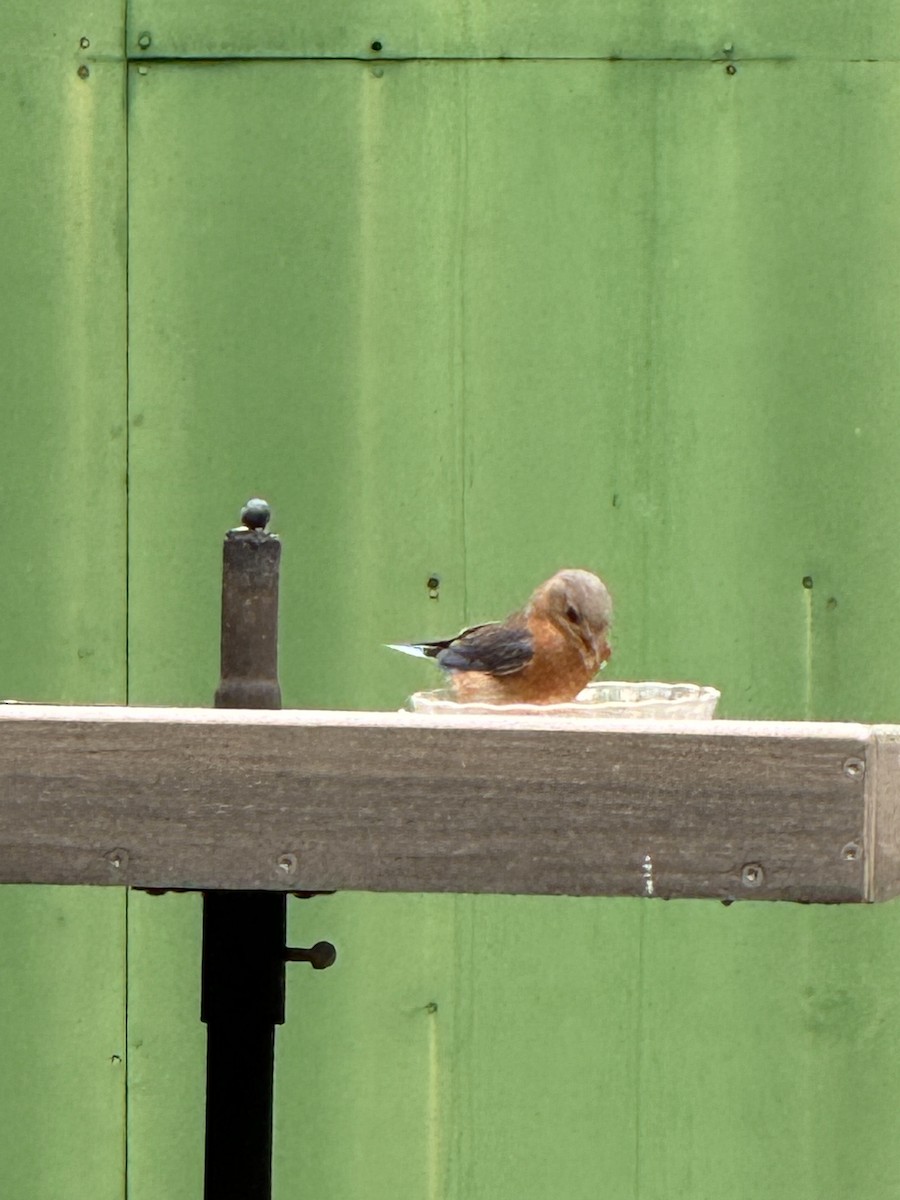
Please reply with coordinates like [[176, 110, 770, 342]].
[[388, 569, 612, 705]]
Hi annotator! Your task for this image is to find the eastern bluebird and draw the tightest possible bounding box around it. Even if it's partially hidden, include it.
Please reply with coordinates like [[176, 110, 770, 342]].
[[389, 569, 612, 704]]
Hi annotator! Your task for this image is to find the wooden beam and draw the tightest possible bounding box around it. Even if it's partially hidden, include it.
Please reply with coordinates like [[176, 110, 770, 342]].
[[0, 704, 888, 901]]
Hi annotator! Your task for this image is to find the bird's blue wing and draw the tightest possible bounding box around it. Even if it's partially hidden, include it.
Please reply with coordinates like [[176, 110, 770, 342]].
[[436, 622, 534, 676]]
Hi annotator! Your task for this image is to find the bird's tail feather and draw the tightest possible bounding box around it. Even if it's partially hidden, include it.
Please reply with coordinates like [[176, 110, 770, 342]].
[[385, 642, 431, 659]]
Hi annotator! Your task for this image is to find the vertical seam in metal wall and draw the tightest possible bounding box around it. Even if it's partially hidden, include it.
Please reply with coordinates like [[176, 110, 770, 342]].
[[122, 5, 132, 1197], [458, 70, 470, 624], [631, 902, 644, 1200], [804, 583, 814, 720], [123, 12, 132, 710]]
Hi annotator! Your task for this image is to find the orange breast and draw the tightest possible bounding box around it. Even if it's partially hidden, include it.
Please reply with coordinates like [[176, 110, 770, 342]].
[[449, 618, 599, 705]]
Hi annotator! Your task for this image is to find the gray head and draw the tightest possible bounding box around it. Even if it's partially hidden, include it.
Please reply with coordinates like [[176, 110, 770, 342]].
[[526, 568, 613, 658]]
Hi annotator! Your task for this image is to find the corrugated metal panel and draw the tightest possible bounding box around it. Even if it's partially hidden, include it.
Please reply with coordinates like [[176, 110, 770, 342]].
[[0, 889, 127, 1198], [125, 56, 900, 1200], [126, 61, 468, 710], [126, 0, 900, 62], [0, 3, 127, 1197], [1, 9, 127, 704], [127, 59, 900, 722]]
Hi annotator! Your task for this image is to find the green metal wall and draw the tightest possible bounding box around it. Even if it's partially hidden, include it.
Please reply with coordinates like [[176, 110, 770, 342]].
[[1, 4, 126, 1196], [5, 3, 900, 1196]]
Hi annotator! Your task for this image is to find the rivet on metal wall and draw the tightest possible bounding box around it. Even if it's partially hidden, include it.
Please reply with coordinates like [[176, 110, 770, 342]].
[[725, 63, 738, 75], [77, 64, 90, 79], [370, 40, 383, 52], [843, 757, 865, 779], [138, 32, 152, 49], [79, 36, 90, 49]]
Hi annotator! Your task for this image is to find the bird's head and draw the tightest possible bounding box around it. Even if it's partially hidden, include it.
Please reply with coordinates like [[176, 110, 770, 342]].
[[527, 569, 613, 665]]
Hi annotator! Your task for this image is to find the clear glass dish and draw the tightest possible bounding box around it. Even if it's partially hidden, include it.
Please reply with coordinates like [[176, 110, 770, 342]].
[[405, 680, 720, 719]]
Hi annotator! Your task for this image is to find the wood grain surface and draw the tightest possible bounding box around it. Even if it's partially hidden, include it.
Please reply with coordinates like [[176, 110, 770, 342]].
[[0, 705, 881, 900]]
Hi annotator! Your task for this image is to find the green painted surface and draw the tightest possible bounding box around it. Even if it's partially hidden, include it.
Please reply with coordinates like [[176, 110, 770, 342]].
[[126, 892, 205, 1200], [0, 4, 127, 1198], [126, 0, 900, 63], [454, 59, 900, 726], [1, 5, 127, 705], [126, 61, 468, 711], [125, 54, 900, 1200], [128, 58, 900, 720], [0, 888, 127, 1199], [278, 897, 900, 1200], [277, 893, 644, 1199]]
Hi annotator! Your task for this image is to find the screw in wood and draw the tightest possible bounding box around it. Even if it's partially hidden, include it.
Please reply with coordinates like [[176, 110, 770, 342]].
[[741, 862, 764, 888], [843, 757, 865, 779]]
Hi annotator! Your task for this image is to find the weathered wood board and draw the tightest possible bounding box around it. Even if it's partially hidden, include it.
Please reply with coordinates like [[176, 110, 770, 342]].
[[0, 704, 889, 901]]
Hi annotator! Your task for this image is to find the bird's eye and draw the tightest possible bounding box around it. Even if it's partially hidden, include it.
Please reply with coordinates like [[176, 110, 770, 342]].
[[565, 605, 579, 624]]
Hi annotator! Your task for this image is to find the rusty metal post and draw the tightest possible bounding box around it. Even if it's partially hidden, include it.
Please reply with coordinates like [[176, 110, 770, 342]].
[[214, 498, 282, 711], [203, 498, 285, 1200]]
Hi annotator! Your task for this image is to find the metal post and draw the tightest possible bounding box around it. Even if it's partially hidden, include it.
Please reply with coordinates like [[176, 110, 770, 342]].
[[213, 498, 282, 712], [203, 499, 285, 1200], [202, 891, 286, 1200]]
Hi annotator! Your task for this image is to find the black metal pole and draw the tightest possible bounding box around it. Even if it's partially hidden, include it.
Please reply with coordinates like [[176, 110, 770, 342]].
[[202, 891, 286, 1200], [203, 499, 285, 1200]]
